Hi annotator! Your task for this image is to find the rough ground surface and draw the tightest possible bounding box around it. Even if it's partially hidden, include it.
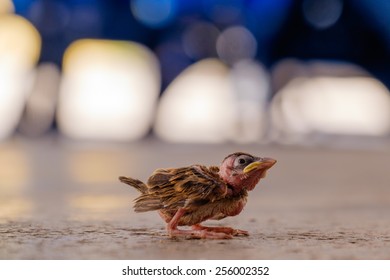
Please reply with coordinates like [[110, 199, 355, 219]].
[[1, 137, 390, 259]]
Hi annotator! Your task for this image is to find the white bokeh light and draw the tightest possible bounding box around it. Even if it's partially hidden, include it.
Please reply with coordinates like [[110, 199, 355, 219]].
[[131, 0, 177, 28], [155, 58, 271, 143], [57, 39, 160, 141], [154, 59, 237, 143], [271, 61, 390, 139], [0, 15, 41, 140], [230, 60, 270, 142]]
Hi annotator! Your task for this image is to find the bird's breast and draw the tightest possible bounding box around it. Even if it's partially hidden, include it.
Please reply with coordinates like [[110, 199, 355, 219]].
[[220, 199, 246, 217], [171, 195, 248, 226]]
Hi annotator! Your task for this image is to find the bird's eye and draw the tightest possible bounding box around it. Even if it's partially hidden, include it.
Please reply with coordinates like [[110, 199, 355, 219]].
[[233, 155, 253, 168]]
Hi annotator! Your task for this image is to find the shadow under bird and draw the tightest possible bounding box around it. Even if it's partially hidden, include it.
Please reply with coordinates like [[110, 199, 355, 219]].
[[119, 152, 276, 239]]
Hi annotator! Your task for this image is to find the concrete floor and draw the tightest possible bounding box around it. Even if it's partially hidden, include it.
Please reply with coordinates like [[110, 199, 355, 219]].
[[1, 136, 390, 259]]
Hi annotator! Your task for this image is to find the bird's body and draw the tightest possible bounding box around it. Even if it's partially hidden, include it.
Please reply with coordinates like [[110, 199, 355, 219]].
[[119, 152, 276, 239], [124, 165, 248, 225]]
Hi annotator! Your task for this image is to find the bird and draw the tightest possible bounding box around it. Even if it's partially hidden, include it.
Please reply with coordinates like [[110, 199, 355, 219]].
[[119, 152, 276, 239]]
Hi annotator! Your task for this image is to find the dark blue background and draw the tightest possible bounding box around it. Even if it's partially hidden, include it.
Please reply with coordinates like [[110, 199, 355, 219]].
[[12, 0, 390, 89]]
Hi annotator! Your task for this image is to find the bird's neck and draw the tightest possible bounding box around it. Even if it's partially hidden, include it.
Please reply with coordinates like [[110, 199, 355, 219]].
[[219, 169, 262, 194], [241, 172, 263, 191], [226, 183, 248, 197]]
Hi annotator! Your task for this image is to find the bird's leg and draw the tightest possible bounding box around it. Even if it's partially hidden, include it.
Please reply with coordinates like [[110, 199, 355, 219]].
[[191, 224, 249, 236], [167, 208, 232, 239]]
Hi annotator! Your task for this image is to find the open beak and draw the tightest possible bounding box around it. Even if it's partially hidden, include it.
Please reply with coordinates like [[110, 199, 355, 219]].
[[243, 157, 277, 174]]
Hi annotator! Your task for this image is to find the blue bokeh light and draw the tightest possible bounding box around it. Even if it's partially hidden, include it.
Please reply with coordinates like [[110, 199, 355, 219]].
[[131, 0, 178, 28], [9, 0, 390, 90]]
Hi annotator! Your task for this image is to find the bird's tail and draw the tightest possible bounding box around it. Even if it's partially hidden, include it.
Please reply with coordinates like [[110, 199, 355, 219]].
[[119, 176, 147, 194], [119, 176, 162, 212]]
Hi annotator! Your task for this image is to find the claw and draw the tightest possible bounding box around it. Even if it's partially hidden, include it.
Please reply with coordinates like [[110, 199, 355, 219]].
[[169, 229, 232, 239], [192, 224, 249, 236], [231, 229, 249, 236]]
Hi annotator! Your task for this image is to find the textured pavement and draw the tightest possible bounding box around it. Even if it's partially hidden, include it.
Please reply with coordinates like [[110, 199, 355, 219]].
[[1, 136, 390, 259]]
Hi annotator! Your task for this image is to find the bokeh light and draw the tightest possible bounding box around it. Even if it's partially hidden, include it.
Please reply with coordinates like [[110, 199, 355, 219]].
[[216, 25, 257, 65], [270, 61, 390, 139], [18, 63, 60, 137], [230, 60, 270, 142], [155, 59, 237, 143], [0, 14, 41, 140], [271, 58, 307, 93], [0, 0, 14, 14], [155, 58, 271, 143], [57, 39, 160, 141], [302, 0, 343, 30], [130, 0, 177, 28], [0, 14, 41, 71]]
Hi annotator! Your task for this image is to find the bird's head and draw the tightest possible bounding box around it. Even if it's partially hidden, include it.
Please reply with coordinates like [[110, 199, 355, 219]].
[[219, 152, 276, 194]]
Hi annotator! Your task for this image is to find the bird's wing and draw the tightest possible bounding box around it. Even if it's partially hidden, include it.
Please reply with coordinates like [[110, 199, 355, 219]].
[[143, 165, 228, 210]]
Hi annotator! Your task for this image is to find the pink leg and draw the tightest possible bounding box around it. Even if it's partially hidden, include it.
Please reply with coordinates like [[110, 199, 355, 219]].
[[191, 224, 249, 236], [166, 208, 232, 239]]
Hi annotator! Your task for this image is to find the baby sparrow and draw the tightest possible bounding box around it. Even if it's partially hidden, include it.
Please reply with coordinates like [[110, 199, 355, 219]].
[[119, 152, 276, 239]]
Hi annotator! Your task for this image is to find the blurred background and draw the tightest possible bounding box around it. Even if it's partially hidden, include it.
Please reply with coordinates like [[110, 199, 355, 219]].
[[1, 0, 390, 259], [2, 0, 390, 143]]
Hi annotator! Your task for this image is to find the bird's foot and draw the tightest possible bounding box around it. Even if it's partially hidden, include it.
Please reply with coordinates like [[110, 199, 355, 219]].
[[166, 207, 233, 239], [168, 228, 233, 239], [192, 224, 249, 236]]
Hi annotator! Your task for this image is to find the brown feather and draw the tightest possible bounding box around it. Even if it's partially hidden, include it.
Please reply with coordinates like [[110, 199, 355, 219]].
[[119, 176, 147, 193], [120, 164, 241, 222]]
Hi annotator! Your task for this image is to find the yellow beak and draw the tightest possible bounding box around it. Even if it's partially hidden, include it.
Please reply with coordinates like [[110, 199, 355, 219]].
[[243, 158, 277, 174], [243, 161, 262, 174]]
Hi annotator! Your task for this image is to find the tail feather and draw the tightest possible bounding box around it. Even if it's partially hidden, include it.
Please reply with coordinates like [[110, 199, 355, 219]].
[[119, 176, 163, 213], [119, 176, 148, 194], [133, 195, 163, 212]]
